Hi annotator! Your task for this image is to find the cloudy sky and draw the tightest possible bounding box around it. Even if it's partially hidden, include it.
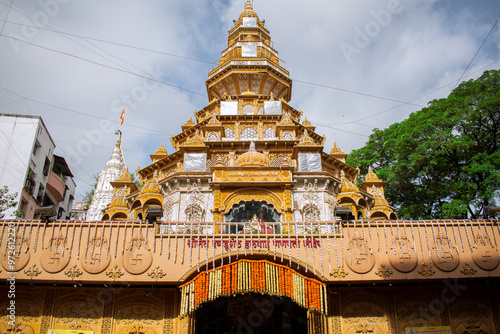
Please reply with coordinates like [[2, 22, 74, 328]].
[[0, 0, 499, 202]]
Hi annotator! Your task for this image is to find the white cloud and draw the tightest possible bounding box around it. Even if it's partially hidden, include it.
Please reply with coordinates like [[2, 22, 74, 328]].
[[0, 0, 498, 201]]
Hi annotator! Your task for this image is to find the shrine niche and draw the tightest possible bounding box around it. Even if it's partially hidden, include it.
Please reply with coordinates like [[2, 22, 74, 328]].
[[450, 292, 495, 334], [114, 293, 164, 334], [341, 292, 387, 334], [394, 288, 444, 332], [0, 322, 35, 334], [0, 289, 44, 334], [52, 292, 103, 332], [223, 201, 281, 233]]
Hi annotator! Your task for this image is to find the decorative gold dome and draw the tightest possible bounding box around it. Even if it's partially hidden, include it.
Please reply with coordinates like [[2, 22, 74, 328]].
[[140, 178, 160, 195], [330, 142, 342, 154], [238, 0, 260, 22], [236, 142, 269, 167], [118, 168, 131, 181], [372, 185, 390, 206], [365, 166, 380, 182], [302, 117, 312, 127], [155, 143, 168, 155]]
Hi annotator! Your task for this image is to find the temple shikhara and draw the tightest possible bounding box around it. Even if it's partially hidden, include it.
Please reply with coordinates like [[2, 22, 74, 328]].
[[1, 2, 500, 334]]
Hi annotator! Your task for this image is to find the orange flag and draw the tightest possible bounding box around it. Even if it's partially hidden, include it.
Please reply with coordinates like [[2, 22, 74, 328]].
[[120, 108, 125, 126]]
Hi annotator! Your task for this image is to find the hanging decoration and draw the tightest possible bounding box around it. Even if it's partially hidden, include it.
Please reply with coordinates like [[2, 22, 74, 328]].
[[179, 259, 327, 317]]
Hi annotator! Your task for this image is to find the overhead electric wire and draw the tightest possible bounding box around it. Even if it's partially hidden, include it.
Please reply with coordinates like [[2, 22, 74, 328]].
[[454, 16, 500, 88], [0, 1, 207, 110], [292, 79, 425, 108], [2, 35, 207, 99], [311, 59, 500, 130], [0, 0, 11, 37], [0, 2, 203, 109], [0, 98, 23, 107], [0, 85, 176, 137], [0, 18, 213, 64]]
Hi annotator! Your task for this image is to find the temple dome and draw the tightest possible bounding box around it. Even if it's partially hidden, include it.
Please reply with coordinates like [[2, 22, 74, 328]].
[[238, 0, 260, 22], [236, 142, 269, 167]]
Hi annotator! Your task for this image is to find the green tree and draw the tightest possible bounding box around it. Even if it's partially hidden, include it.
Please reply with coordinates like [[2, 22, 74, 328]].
[[347, 70, 500, 219], [83, 174, 99, 207], [0, 186, 19, 219]]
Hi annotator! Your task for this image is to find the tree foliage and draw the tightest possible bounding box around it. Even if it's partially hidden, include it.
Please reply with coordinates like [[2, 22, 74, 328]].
[[83, 174, 99, 207], [0, 186, 19, 219], [347, 70, 500, 219]]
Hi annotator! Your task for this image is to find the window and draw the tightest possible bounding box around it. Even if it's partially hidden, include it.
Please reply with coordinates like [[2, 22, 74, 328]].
[[243, 104, 254, 115], [32, 140, 41, 157], [263, 127, 276, 140], [282, 131, 293, 140], [42, 157, 51, 177], [240, 127, 258, 141], [207, 132, 219, 142], [224, 127, 235, 141], [185, 204, 204, 222]]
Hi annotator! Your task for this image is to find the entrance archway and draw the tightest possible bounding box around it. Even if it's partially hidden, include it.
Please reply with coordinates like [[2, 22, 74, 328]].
[[195, 294, 307, 334]]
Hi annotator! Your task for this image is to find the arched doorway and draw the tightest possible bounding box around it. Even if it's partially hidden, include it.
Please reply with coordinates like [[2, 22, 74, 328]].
[[180, 259, 328, 333], [195, 294, 307, 334]]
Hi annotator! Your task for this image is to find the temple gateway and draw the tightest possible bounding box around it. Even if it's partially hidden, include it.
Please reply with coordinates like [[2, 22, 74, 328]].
[[1, 1, 500, 334]]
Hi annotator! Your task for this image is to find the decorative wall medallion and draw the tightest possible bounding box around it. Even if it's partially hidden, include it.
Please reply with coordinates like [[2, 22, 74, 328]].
[[455, 320, 490, 334], [345, 237, 375, 274], [431, 237, 459, 272], [1, 233, 30, 272], [64, 264, 83, 279], [388, 239, 418, 273], [460, 263, 477, 277], [24, 264, 42, 278], [375, 265, 393, 278], [106, 265, 124, 280], [418, 264, 435, 277], [40, 238, 70, 273], [122, 237, 153, 275], [148, 266, 166, 280], [472, 236, 499, 271], [331, 267, 348, 279], [81, 235, 111, 274], [117, 324, 156, 334], [0, 322, 35, 334]]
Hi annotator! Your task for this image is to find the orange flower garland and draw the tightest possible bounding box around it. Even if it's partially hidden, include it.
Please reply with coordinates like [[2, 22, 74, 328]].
[[179, 259, 327, 317]]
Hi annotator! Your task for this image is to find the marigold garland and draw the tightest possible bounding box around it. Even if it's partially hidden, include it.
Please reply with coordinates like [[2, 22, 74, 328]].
[[180, 259, 328, 317]]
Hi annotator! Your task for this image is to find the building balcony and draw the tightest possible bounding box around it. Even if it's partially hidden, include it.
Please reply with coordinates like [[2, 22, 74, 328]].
[[46, 171, 65, 202]]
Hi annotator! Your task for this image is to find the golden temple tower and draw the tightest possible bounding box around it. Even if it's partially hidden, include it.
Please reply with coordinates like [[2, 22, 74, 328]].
[[102, 0, 396, 224]]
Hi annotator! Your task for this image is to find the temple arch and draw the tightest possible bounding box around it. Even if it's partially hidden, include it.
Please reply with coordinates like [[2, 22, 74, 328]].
[[222, 188, 284, 214], [179, 259, 328, 319]]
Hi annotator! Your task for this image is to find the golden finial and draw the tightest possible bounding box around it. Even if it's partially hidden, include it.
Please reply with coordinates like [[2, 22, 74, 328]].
[[155, 143, 168, 154], [245, 0, 253, 9], [302, 117, 312, 127], [330, 142, 342, 154], [365, 166, 380, 182]]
